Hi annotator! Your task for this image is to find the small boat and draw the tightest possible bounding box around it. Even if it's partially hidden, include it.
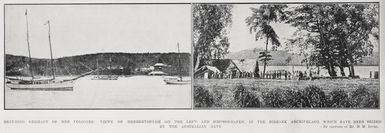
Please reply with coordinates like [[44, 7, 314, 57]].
[[148, 71, 168, 76], [91, 57, 119, 80], [91, 75, 119, 80], [163, 77, 191, 85], [163, 43, 190, 85]]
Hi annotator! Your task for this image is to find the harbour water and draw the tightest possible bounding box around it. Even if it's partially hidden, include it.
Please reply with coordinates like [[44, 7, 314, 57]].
[[5, 75, 191, 109]]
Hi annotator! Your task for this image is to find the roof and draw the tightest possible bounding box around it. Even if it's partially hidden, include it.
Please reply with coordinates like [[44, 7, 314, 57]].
[[198, 65, 221, 73], [232, 59, 258, 72], [211, 59, 239, 72], [194, 65, 221, 76], [154, 63, 167, 67], [205, 66, 221, 73]]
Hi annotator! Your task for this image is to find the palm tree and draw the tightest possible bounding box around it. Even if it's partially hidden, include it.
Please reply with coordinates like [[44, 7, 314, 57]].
[[245, 5, 286, 78]]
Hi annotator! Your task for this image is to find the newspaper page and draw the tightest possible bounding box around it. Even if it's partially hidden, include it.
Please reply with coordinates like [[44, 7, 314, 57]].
[[0, 0, 384, 133]]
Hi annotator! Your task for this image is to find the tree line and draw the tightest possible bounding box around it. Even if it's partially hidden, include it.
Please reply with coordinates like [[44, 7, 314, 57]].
[[5, 53, 191, 76]]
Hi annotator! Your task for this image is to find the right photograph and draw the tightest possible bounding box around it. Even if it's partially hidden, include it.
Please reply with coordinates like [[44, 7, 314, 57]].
[[193, 3, 380, 109]]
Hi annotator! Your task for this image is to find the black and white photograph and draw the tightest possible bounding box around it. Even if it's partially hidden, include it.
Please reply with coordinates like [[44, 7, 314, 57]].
[[1, 1, 385, 133], [4, 4, 192, 109], [193, 3, 380, 109]]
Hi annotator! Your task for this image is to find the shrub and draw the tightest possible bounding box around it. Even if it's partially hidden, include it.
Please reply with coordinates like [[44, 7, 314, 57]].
[[350, 85, 379, 108], [282, 89, 303, 108], [262, 89, 285, 108], [212, 88, 224, 107], [233, 84, 260, 107], [328, 89, 351, 108], [301, 85, 327, 108], [194, 87, 215, 107]]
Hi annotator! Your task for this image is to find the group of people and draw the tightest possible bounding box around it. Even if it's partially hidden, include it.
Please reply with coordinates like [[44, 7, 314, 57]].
[[206, 69, 319, 80]]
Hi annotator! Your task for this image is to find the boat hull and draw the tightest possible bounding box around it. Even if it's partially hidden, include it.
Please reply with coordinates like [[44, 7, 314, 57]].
[[90, 75, 118, 80], [163, 78, 191, 85], [7, 81, 74, 91]]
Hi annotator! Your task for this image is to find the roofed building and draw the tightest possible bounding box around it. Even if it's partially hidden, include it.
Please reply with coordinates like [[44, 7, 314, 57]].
[[194, 65, 221, 79], [211, 59, 240, 75], [232, 59, 259, 78]]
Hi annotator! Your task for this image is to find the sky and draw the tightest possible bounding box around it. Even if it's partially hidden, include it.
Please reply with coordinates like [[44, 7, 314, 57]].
[[227, 4, 379, 53], [227, 4, 296, 52], [5, 4, 191, 58], [6, 4, 378, 58]]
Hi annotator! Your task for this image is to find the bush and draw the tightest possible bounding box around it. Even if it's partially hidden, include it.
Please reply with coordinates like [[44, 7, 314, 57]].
[[282, 89, 303, 108], [350, 85, 379, 108], [262, 89, 285, 108], [195, 83, 379, 109], [194, 87, 215, 107], [328, 89, 351, 108], [233, 84, 260, 107], [301, 85, 327, 108], [212, 89, 224, 107]]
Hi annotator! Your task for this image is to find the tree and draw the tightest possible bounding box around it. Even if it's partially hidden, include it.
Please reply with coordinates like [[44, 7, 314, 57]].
[[193, 4, 233, 71], [212, 36, 230, 59], [286, 4, 378, 77], [285, 30, 318, 70], [287, 4, 341, 76], [245, 4, 287, 78], [336, 4, 378, 77]]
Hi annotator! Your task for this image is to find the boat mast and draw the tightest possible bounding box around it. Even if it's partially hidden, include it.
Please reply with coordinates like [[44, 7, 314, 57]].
[[25, 9, 34, 79], [109, 57, 112, 75], [96, 58, 99, 75], [177, 43, 182, 80], [45, 20, 55, 80]]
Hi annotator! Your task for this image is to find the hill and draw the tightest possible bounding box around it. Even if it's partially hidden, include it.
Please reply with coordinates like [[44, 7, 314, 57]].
[[225, 48, 379, 66], [5, 52, 191, 76]]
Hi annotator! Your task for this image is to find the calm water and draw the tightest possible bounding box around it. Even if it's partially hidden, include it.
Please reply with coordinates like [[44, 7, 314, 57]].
[[260, 66, 379, 78], [5, 76, 191, 109]]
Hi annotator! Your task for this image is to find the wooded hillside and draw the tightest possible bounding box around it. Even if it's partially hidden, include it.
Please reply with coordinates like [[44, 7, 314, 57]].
[[5, 53, 191, 76]]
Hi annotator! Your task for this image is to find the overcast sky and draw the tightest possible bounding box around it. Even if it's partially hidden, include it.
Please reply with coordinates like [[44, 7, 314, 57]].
[[6, 4, 378, 58], [5, 4, 191, 58]]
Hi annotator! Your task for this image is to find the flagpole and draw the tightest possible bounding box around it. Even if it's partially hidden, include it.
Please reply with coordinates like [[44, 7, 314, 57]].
[[25, 9, 34, 79]]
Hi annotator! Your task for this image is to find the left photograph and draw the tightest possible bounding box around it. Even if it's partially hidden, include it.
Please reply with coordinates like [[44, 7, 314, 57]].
[[4, 4, 192, 109]]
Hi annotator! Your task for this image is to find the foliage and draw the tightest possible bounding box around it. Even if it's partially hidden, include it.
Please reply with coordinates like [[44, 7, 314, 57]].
[[350, 85, 379, 108], [328, 89, 351, 108], [245, 4, 287, 77], [194, 78, 379, 108], [6, 53, 191, 76], [193, 4, 233, 71], [194, 87, 215, 107], [258, 51, 272, 62], [261, 88, 285, 107], [194, 82, 379, 109], [285, 4, 378, 77], [301, 85, 327, 108], [282, 89, 303, 108], [233, 84, 260, 107], [285, 30, 317, 67]]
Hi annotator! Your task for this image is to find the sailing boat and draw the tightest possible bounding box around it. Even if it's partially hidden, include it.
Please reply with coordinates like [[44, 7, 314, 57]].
[[91, 56, 118, 80], [6, 10, 93, 91], [163, 43, 191, 85]]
